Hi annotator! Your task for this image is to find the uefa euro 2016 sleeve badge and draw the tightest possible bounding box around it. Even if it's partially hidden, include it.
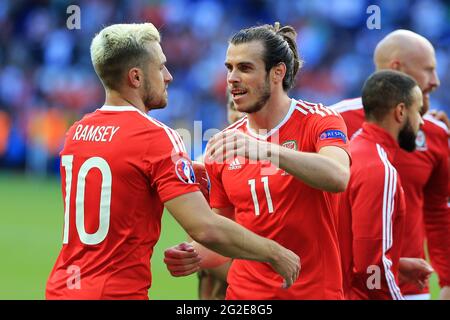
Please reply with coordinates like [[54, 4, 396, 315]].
[[175, 158, 196, 184]]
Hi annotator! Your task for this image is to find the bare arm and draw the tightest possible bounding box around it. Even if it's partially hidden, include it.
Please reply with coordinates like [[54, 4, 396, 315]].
[[165, 207, 234, 276], [190, 207, 234, 269], [272, 145, 350, 192], [164, 192, 300, 287]]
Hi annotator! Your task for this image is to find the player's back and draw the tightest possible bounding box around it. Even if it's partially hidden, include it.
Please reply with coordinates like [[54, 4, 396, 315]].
[[46, 106, 183, 299]]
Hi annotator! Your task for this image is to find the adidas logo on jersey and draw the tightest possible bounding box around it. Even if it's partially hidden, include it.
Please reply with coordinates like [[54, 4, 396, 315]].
[[228, 158, 242, 170]]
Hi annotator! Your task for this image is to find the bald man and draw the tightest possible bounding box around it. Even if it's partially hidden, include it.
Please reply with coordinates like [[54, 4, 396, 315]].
[[331, 30, 450, 300]]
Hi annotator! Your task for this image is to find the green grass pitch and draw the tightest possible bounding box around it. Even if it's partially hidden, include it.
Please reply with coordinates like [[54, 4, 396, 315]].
[[0, 173, 440, 299]]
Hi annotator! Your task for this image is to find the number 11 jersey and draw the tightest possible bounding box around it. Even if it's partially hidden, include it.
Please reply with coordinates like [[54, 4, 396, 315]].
[[205, 99, 350, 299]]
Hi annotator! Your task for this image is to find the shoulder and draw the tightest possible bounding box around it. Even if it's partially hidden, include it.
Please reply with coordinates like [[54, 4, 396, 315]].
[[423, 114, 449, 136], [353, 141, 396, 173], [294, 99, 341, 118], [351, 142, 398, 188], [328, 97, 363, 113], [221, 115, 248, 133], [65, 110, 97, 135], [293, 99, 347, 133], [71, 109, 98, 126], [143, 115, 187, 154], [291, 99, 345, 127], [99, 106, 186, 154]]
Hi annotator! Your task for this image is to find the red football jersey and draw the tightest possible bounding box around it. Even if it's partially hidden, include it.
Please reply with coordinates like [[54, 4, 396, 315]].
[[192, 161, 210, 202], [329, 98, 365, 139], [46, 106, 199, 299], [331, 99, 450, 295], [339, 122, 406, 300], [205, 98, 350, 299]]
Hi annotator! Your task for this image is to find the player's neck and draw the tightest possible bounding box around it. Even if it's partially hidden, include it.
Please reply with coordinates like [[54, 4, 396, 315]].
[[104, 90, 147, 114], [369, 119, 400, 143], [247, 93, 292, 133]]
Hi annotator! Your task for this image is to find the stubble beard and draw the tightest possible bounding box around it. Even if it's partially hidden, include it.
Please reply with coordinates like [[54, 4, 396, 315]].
[[237, 76, 271, 114]]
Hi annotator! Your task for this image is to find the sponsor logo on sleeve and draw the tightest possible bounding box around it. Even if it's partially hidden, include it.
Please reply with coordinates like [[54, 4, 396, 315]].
[[319, 130, 347, 143], [175, 158, 196, 184]]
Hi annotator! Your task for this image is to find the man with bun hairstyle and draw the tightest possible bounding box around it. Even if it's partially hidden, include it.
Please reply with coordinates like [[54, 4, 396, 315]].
[[164, 22, 351, 300]]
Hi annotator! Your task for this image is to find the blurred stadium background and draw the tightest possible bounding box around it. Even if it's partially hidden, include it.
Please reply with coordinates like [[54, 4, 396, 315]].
[[0, 0, 447, 299]]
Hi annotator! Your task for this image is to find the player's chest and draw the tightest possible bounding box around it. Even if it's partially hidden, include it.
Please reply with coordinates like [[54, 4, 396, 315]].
[[220, 158, 294, 215], [219, 131, 313, 208]]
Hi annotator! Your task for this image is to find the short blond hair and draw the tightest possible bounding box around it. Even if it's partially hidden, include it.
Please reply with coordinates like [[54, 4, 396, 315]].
[[90, 23, 161, 90]]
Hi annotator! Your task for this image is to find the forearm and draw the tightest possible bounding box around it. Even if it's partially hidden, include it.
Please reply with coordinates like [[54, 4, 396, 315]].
[[195, 214, 278, 264], [166, 192, 279, 265], [188, 240, 231, 269], [270, 145, 349, 192]]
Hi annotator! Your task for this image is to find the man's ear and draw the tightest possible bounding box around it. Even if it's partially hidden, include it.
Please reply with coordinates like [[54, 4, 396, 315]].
[[389, 60, 401, 71], [128, 68, 142, 88], [394, 102, 407, 123], [271, 62, 287, 85]]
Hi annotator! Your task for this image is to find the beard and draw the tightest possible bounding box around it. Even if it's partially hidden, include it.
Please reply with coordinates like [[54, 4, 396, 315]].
[[238, 76, 271, 114], [147, 93, 167, 110], [143, 74, 167, 111], [398, 117, 417, 152]]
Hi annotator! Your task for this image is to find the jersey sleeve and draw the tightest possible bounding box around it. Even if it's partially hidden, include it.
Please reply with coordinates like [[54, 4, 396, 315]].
[[310, 112, 351, 157], [204, 148, 233, 210], [144, 129, 199, 203], [423, 129, 450, 287], [350, 167, 404, 300]]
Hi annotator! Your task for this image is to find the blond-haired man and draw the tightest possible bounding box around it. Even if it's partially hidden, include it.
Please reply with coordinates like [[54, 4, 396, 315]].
[[45, 23, 299, 300]]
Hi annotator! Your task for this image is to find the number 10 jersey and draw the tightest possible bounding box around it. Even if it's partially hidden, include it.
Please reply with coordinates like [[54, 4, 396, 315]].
[[46, 106, 199, 299]]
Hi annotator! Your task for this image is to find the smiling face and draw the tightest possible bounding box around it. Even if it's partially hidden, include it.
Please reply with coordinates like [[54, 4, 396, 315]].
[[225, 41, 272, 114]]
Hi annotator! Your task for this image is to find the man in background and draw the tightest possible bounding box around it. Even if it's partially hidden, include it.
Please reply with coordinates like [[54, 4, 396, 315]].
[[331, 30, 450, 299], [339, 70, 433, 300], [164, 22, 351, 299]]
